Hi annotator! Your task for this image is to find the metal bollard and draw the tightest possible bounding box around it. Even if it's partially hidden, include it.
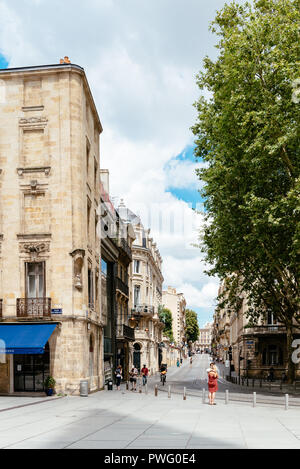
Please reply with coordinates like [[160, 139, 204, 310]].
[[183, 387, 186, 400], [285, 394, 289, 411], [253, 392, 256, 407], [145, 383, 148, 395], [155, 384, 158, 397], [139, 384, 142, 393], [225, 389, 229, 404], [168, 385, 171, 398], [202, 388, 205, 404], [126, 381, 129, 390]]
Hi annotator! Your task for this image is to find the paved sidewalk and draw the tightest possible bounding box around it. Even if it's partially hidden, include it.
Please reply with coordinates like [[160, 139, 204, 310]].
[[1, 387, 300, 448]]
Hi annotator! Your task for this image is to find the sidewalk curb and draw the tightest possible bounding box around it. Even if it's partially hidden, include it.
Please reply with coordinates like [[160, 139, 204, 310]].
[[0, 396, 64, 413]]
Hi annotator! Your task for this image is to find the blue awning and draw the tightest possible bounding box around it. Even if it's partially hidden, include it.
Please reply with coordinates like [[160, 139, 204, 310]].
[[0, 324, 57, 354]]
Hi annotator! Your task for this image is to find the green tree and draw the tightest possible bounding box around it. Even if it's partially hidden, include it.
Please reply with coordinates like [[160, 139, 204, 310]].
[[158, 306, 174, 342], [185, 309, 200, 344], [192, 0, 300, 382]]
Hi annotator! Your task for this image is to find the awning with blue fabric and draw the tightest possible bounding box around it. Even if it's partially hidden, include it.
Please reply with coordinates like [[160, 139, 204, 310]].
[[0, 323, 57, 354]]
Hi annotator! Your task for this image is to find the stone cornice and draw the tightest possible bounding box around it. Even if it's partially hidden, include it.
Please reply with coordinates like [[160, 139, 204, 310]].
[[0, 63, 103, 133]]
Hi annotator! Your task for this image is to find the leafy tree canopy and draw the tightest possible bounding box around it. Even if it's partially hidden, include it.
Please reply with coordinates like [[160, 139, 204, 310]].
[[192, 0, 300, 380], [185, 309, 200, 343], [158, 306, 174, 342]]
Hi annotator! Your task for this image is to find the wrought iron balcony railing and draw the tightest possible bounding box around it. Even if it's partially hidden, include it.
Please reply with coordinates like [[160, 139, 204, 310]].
[[131, 304, 154, 315], [16, 298, 51, 318], [116, 324, 135, 341], [113, 236, 132, 261], [115, 276, 129, 296], [244, 325, 286, 334]]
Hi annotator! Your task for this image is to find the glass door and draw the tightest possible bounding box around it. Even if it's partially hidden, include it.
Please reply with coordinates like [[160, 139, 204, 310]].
[[14, 344, 50, 392]]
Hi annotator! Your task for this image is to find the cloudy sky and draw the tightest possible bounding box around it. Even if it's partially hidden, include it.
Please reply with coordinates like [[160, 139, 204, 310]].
[[0, 0, 242, 326]]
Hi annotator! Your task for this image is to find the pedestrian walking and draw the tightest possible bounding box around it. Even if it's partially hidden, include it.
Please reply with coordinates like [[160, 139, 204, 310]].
[[207, 362, 218, 405], [129, 367, 138, 391], [141, 364, 149, 385], [189, 356, 193, 366], [115, 365, 122, 391]]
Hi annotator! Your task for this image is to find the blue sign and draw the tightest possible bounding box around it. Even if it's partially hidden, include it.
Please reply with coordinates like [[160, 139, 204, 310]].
[[51, 308, 62, 314]]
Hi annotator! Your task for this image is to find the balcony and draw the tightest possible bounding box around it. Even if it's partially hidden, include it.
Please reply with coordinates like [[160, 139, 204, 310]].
[[115, 237, 132, 263], [244, 325, 287, 335], [116, 324, 135, 341], [131, 304, 154, 316], [0, 299, 2, 318], [16, 298, 51, 318], [115, 277, 129, 297]]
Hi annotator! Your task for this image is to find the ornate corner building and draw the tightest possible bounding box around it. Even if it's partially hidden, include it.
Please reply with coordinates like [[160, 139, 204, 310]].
[[0, 61, 105, 394], [122, 209, 165, 374]]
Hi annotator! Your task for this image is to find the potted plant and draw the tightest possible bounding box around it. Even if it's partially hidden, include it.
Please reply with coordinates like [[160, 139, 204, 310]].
[[44, 376, 56, 396]]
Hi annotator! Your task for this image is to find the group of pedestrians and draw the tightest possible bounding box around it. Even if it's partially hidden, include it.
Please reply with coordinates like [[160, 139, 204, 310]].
[[114, 364, 149, 391], [114, 358, 220, 406]]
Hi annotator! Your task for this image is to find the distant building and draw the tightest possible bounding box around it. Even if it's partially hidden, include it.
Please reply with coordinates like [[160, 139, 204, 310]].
[[162, 286, 187, 358], [198, 322, 213, 352], [119, 205, 164, 373], [212, 279, 300, 379]]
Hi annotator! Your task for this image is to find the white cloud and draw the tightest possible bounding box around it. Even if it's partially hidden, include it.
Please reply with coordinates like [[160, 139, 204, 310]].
[[0, 0, 232, 320], [176, 281, 219, 309]]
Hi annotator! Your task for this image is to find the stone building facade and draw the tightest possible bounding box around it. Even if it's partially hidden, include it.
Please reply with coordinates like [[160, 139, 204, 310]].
[[162, 286, 187, 359], [0, 60, 105, 394], [198, 322, 213, 352], [212, 280, 300, 380], [121, 209, 164, 373], [99, 177, 136, 383]]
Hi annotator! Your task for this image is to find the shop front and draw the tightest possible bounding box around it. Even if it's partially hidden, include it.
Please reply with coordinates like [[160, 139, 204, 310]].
[[0, 323, 57, 393]]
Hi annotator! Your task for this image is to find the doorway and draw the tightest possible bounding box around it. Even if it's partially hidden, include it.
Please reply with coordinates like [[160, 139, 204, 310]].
[[133, 343, 141, 371], [14, 343, 50, 392]]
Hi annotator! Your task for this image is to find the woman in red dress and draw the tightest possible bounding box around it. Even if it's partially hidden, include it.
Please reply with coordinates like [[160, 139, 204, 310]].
[[207, 363, 218, 405]]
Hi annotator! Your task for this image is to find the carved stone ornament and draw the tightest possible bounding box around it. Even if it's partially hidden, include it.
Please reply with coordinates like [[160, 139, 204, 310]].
[[19, 117, 48, 126], [19, 242, 50, 254]]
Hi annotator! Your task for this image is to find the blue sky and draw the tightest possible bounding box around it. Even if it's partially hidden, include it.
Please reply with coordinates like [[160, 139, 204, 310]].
[[0, 53, 8, 68], [165, 144, 206, 209]]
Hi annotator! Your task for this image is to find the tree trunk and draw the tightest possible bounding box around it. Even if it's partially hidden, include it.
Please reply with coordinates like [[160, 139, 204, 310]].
[[286, 323, 295, 384]]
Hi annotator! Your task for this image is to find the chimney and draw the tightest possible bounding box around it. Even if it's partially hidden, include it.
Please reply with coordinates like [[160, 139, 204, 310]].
[[59, 57, 71, 64], [100, 169, 110, 195]]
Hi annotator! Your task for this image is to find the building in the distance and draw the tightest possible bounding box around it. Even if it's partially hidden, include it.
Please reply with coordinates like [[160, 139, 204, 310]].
[[198, 322, 213, 352], [119, 205, 165, 373], [212, 279, 300, 380], [162, 286, 187, 359]]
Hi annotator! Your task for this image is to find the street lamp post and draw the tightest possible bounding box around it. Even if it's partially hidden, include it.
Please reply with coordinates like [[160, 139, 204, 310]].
[[228, 345, 232, 380], [239, 348, 244, 385]]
